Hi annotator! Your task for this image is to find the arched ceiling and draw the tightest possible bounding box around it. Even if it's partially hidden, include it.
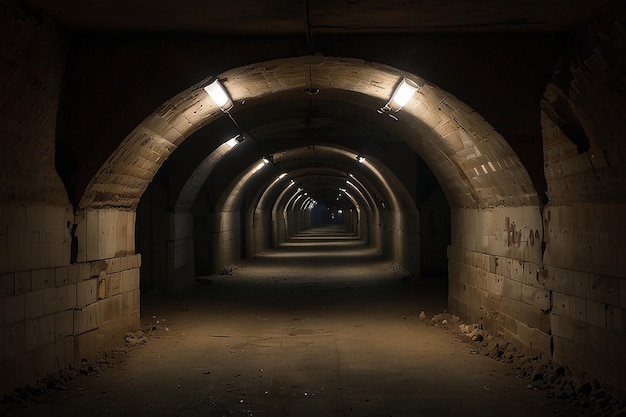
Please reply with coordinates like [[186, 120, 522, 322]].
[[79, 56, 539, 213]]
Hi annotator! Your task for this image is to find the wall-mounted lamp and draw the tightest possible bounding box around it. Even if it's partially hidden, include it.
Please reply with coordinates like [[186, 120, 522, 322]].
[[204, 79, 234, 112], [378, 78, 418, 114], [225, 134, 241, 148]]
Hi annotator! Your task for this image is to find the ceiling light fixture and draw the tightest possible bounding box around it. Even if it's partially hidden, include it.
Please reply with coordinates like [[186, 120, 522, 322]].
[[378, 78, 418, 114], [204, 79, 234, 112], [225, 135, 240, 148]]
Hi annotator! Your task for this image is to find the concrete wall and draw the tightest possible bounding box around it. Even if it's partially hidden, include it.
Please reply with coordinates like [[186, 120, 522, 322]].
[[0, 207, 141, 394], [448, 206, 548, 354], [0, 8, 140, 394]]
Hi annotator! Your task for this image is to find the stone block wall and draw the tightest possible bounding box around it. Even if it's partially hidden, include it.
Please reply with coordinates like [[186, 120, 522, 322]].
[[0, 253, 140, 394], [536, 14, 626, 391], [448, 206, 550, 354], [211, 211, 241, 272]]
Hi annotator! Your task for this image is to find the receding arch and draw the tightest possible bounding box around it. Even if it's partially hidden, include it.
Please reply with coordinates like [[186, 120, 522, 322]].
[[79, 56, 538, 212]]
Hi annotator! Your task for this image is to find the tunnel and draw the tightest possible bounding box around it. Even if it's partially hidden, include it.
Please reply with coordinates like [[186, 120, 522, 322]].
[[1, 0, 626, 415]]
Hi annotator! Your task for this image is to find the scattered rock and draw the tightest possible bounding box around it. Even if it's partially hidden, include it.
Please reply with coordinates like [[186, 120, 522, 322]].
[[125, 330, 148, 346], [418, 311, 426, 321], [429, 309, 625, 417]]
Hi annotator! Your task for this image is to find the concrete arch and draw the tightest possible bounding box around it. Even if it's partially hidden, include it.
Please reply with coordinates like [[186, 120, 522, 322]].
[[78, 56, 538, 212], [205, 143, 418, 275]]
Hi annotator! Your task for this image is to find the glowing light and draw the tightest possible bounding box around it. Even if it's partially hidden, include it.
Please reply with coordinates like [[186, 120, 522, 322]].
[[390, 78, 418, 108], [225, 135, 240, 148], [204, 79, 233, 112], [357, 156, 365, 163], [279, 173, 287, 179]]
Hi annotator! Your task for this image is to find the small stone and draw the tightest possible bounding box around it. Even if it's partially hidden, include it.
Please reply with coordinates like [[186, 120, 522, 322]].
[[418, 311, 426, 321], [576, 381, 592, 396]]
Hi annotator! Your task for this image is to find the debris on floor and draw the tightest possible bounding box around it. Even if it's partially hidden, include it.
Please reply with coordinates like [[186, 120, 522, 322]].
[[429, 310, 626, 417], [125, 330, 148, 346]]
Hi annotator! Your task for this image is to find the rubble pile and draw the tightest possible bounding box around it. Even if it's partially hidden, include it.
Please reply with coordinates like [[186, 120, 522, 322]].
[[429, 311, 626, 417]]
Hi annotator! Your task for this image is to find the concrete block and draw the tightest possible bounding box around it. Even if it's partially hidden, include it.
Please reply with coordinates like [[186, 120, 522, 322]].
[[77, 279, 97, 308], [74, 303, 98, 335], [50, 242, 69, 268], [4, 322, 26, 359], [120, 255, 130, 272], [55, 310, 73, 339], [607, 306, 624, 331], [486, 273, 502, 295], [102, 294, 123, 322], [14, 271, 31, 295], [90, 260, 108, 278], [25, 289, 44, 319], [98, 210, 118, 259], [5, 295, 25, 325], [586, 300, 606, 328], [30, 270, 43, 291], [522, 262, 540, 286], [544, 266, 562, 293], [68, 264, 79, 284], [39, 314, 55, 346], [552, 292, 570, 317], [57, 284, 69, 311], [65, 336, 74, 365], [107, 272, 122, 297], [570, 295, 586, 322], [109, 257, 121, 274], [86, 209, 99, 262], [0, 274, 14, 298], [517, 321, 551, 354], [590, 274, 620, 306], [502, 296, 521, 320], [550, 313, 572, 339], [55, 338, 66, 370], [121, 268, 139, 293], [520, 302, 541, 329], [97, 277, 106, 299], [521, 283, 535, 305], [511, 260, 523, 282], [78, 263, 91, 281], [495, 257, 512, 279], [41, 268, 56, 288], [73, 329, 97, 361], [503, 278, 522, 301], [131, 254, 142, 268], [570, 318, 587, 343], [43, 287, 58, 315], [55, 266, 69, 287], [533, 288, 551, 311], [66, 284, 77, 309], [25, 318, 39, 351], [572, 270, 590, 299]]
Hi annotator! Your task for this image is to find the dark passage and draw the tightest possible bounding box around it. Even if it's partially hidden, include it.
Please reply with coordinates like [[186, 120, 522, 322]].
[[9, 226, 592, 417]]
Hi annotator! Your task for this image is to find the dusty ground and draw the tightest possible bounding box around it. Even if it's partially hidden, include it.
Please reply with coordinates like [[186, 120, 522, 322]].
[[3, 226, 596, 417]]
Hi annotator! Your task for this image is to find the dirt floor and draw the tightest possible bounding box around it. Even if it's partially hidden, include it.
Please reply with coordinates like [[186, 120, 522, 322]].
[[2, 226, 598, 417]]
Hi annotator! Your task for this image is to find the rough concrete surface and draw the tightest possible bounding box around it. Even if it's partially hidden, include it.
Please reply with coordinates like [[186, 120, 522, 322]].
[[2, 227, 595, 416]]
